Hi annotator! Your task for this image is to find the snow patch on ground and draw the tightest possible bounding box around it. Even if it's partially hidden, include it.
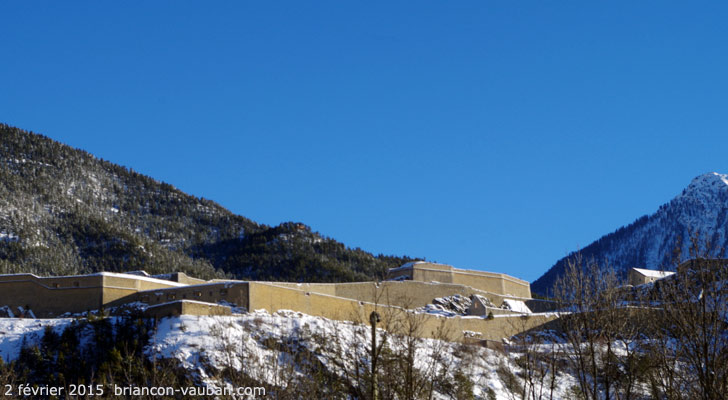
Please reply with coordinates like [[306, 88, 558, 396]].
[[0, 232, 18, 242]]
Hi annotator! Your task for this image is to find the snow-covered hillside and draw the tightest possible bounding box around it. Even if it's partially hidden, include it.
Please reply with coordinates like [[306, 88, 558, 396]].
[[148, 311, 576, 399], [0, 312, 577, 399], [533, 172, 728, 294]]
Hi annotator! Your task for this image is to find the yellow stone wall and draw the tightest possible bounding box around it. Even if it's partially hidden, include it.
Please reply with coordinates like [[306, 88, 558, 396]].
[[143, 300, 232, 319], [246, 282, 555, 341], [172, 272, 208, 285], [262, 281, 523, 308], [0, 273, 188, 317], [0, 271, 548, 342], [388, 262, 531, 298], [0, 274, 104, 317], [107, 282, 250, 311]]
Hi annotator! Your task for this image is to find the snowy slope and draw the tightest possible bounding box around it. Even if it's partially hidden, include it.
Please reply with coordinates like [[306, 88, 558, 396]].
[[533, 172, 728, 294], [146, 311, 576, 399], [0, 311, 582, 398], [0, 318, 75, 361]]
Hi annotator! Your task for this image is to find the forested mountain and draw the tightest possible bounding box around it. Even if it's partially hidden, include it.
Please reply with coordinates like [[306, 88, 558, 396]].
[[533, 172, 728, 295], [0, 124, 414, 281]]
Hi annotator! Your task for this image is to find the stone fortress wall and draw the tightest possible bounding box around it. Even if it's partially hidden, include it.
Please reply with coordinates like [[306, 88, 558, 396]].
[[387, 262, 532, 299], [0, 263, 556, 342], [0, 272, 185, 317], [242, 281, 555, 341]]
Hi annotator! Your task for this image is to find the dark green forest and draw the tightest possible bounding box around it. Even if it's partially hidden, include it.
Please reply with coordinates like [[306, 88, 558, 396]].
[[0, 123, 415, 281]]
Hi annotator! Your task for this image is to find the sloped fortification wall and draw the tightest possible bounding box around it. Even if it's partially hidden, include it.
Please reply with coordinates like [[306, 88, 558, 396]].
[[387, 262, 532, 299], [271, 282, 338, 296], [271, 280, 526, 309], [170, 272, 208, 285], [336, 281, 514, 308], [247, 282, 555, 341], [249, 282, 371, 322], [0, 273, 206, 317], [0, 274, 105, 317], [106, 278, 525, 318], [450, 270, 531, 298], [0, 272, 548, 341], [107, 282, 250, 311], [100, 274, 185, 304], [143, 300, 232, 319], [337, 281, 462, 308], [106, 279, 541, 340]]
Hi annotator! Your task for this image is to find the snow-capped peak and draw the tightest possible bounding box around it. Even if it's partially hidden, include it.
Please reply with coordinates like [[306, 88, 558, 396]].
[[684, 172, 728, 194]]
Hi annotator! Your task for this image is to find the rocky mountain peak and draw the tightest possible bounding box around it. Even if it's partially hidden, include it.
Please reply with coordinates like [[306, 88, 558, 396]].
[[678, 172, 728, 201]]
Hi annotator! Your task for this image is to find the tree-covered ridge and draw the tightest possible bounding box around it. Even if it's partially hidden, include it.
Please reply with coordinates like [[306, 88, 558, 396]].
[[533, 172, 728, 295], [0, 123, 414, 281]]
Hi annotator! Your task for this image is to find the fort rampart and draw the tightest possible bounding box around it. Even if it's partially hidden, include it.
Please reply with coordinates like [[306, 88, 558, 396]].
[[0, 273, 184, 317], [387, 262, 531, 298], [0, 263, 551, 342], [242, 282, 555, 342]]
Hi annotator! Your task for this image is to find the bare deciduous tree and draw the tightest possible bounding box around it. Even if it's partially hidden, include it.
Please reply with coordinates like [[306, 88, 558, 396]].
[[552, 254, 649, 400], [645, 234, 728, 400]]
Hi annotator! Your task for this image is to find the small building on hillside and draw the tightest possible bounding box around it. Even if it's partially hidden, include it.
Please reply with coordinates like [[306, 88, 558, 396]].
[[628, 267, 675, 286]]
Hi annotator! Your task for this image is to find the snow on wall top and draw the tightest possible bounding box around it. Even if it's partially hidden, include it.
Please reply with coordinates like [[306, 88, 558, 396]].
[[631, 268, 675, 278], [387, 261, 432, 272], [501, 299, 532, 314], [0, 271, 189, 287]]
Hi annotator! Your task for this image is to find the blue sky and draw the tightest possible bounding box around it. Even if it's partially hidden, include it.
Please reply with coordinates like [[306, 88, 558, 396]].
[[2, 2, 727, 281]]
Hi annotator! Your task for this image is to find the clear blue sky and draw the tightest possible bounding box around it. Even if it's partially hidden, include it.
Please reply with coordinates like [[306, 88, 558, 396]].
[[2, 2, 727, 282]]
